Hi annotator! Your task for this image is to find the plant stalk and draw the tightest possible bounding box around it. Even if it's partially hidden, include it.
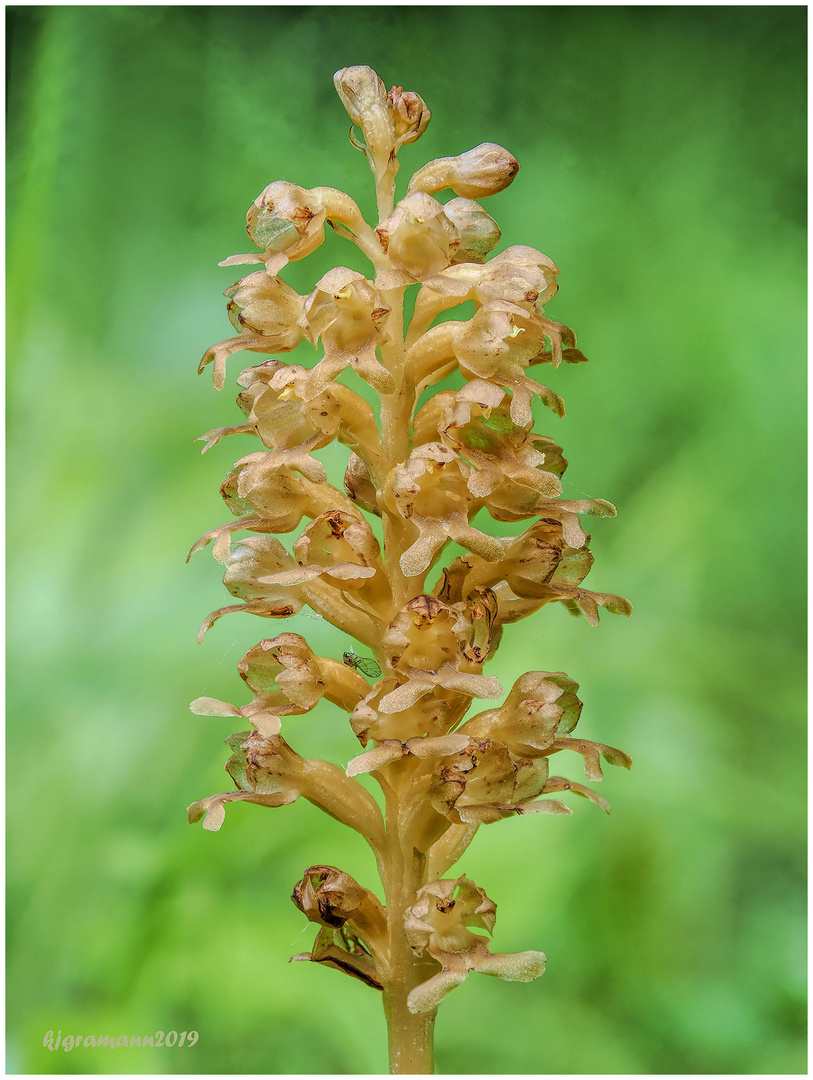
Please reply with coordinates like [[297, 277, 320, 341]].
[[380, 774, 437, 1073], [374, 219, 441, 1073], [383, 984, 436, 1074]]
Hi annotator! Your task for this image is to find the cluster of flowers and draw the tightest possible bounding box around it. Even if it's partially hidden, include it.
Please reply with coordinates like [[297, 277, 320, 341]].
[[189, 66, 631, 1016]]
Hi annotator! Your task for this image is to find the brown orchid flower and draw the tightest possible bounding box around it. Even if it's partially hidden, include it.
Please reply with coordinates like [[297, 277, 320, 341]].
[[188, 64, 632, 1075]]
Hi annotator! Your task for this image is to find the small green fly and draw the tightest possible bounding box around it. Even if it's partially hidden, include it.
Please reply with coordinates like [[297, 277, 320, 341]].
[[342, 651, 382, 679]]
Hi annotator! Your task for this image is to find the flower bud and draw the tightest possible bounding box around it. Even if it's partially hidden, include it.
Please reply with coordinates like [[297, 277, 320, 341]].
[[377, 194, 460, 281], [385, 442, 504, 575], [246, 181, 326, 262], [192, 535, 305, 638], [427, 382, 564, 505], [462, 671, 582, 754], [429, 739, 552, 824], [456, 301, 547, 375], [334, 66, 392, 163], [407, 143, 520, 200], [383, 594, 461, 672], [235, 362, 334, 464], [442, 198, 501, 264], [290, 864, 388, 989], [225, 552, 301, 616], [187, 728, 308, 831], [387, 85, 431, 146], [220, 455, 309, 532], [334, 67, 431, 183], [198, 275, 304, 389], [373, 595, 503, 716], [237, 634, 326, 713], [225, 272, 304, 339], [299, 267, 394, 397], [292, 509, 382, 593], [292, 865, 370, 928], [350, 680, 449, 744]]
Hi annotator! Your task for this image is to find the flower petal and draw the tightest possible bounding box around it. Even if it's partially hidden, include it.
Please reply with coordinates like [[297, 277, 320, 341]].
[[473, 949, 546, 982], [189, 697, 242, 718], [407, 968, 470, 1014], [345, 742, 405, 777]]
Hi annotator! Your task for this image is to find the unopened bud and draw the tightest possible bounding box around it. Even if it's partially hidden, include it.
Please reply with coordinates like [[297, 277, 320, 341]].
[[334, 65, 387, 127], [443, 197, 501, 264], [387, 85, 431, 145], [246, 182, 325, 260], [225, 272, 304, 339], [378, 193, 459, 280], [334, 66, 392, 164], [336, 67, 431, 184], [292, 865, 368, 928], [407, 142, 520, 199]]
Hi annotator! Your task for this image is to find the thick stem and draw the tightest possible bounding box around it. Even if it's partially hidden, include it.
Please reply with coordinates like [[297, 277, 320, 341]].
[[380, 776, 438, 1073], [384, 986, 436, 1074], [378, 286, 421, 615], [374, 245, 439, 1074]]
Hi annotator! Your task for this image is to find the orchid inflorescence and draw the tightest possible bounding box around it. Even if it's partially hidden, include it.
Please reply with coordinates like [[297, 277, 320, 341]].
[[187, 65, 631, 1073]]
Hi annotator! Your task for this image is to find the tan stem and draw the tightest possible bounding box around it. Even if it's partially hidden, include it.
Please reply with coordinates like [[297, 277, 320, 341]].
[[377, 286, 424, 615], [384, 985, 436, 1074], [380, 773, 438, 1074], [372, 229, 444, 1074]]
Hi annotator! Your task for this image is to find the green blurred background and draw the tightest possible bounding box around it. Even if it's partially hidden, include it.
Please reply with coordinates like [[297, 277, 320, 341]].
[[7, 5, 806, 1074]]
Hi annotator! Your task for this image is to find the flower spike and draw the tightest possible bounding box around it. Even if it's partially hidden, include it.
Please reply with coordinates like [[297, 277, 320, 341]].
[[189, 64, 631, 1073]]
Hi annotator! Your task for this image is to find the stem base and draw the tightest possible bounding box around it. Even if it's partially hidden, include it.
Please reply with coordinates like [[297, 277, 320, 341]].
[[383, 988, 436, 1074]]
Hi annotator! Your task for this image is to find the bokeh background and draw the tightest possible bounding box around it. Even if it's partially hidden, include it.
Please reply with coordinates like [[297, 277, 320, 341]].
[[7, 5, 806, 1075]]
